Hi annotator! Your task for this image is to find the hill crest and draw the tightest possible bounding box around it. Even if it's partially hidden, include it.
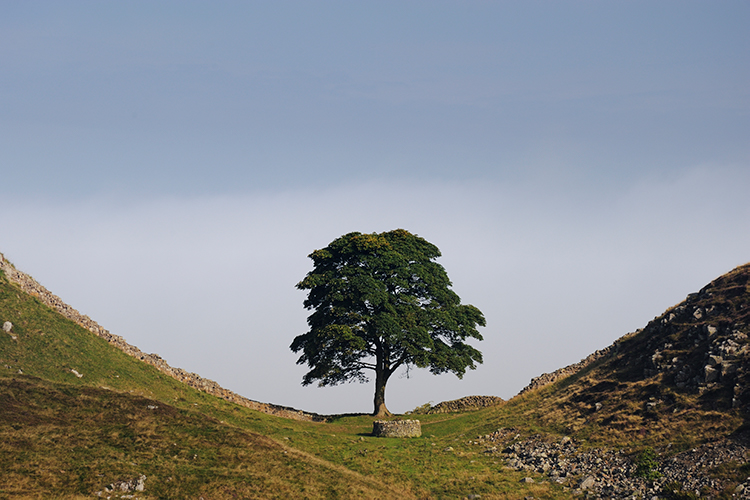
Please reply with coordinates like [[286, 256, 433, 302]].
[[0, 252, 323, 421], [518, 262, 750, 411]]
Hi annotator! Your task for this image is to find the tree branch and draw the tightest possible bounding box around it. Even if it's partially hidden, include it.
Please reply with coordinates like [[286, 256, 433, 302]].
[[387, 353, 409, 377]]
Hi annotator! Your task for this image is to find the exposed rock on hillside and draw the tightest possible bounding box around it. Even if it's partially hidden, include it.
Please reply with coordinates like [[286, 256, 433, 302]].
[[474, 427, 749, 498], [0, 253, 323, 422], [519, 263, 750, 413]]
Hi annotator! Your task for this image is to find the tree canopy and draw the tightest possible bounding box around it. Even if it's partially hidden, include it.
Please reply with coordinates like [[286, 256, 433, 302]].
[[291, 229, 486, 416]]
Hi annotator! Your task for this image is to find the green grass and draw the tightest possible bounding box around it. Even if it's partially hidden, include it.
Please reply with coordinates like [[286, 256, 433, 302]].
[[0, 273, 192, 402], [1, 266, 748, 499], [0, 269, 576, 499], [0, 375, 397, 499], [0, 272, 404, 499]]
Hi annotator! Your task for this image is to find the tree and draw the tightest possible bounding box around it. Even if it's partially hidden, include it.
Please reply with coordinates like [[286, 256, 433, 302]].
[[291, 229, 486, 416]]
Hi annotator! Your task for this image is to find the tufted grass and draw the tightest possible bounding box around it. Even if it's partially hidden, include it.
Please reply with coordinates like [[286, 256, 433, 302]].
[[0, 375, 400, 499], [2, 264, 748, 499]]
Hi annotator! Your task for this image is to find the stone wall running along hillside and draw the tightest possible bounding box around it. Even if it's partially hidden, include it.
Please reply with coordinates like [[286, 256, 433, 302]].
[[0, 253, 324, 422]]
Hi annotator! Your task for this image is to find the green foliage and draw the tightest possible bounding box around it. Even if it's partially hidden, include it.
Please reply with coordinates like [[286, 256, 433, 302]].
[[634, 447, 662, 480], [291, 229, 485, 414]]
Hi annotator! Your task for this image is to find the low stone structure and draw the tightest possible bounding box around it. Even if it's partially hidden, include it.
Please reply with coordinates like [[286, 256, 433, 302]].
[[373, 419, 421, 438], [428, 395, 504, 413]]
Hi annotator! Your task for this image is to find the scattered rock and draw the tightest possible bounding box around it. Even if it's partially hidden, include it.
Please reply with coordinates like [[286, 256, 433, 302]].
[[705, 365, 719, 383], [473, 427, 750, 497], [2, 321, 15, 340], [579, 475, 595, 489], [96, 474, 146, 496]]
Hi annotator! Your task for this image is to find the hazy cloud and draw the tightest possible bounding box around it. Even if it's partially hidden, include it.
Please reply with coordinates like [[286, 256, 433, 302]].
[[1, 165, 748, 414]]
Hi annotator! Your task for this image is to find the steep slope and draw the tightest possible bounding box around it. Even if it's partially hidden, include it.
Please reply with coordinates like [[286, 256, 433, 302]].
[[511, 262, 750, 446], [0, 256, 407, 499], [435, 264, 750, 498], [0, 252, 320, 421], [4, 250, 748, 498], [0, 376, 398, 499]]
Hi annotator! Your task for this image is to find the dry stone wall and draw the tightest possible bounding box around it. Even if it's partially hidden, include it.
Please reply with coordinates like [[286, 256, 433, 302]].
[[372, 420, 421, 438], [0, 253, 324, 422], [517, 343, 623, 396], [427, 395, 504, 413]]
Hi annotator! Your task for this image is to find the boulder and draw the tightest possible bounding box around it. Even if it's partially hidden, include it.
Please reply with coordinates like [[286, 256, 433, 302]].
[[580, 476, 595, 489], [704, 365, 719, 383]]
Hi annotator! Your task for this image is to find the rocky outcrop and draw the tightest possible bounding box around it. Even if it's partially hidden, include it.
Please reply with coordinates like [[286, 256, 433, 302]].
[[0, 253, 324, 422], [518, 263, 750, 412], [373, 420, 421, 438]]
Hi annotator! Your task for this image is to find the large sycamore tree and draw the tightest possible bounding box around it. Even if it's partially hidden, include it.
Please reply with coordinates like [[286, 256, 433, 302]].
[[291, 229, 486, 416]]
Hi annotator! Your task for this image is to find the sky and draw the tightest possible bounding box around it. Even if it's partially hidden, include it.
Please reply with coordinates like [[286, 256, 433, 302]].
[[1, 1, 748, 414]]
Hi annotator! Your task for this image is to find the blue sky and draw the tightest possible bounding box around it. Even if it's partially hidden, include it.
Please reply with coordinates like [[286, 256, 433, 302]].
[[1, 1, 749, 414]]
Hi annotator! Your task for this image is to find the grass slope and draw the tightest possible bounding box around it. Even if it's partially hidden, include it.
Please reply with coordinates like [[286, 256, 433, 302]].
[[2, 262, 748, 499], [502, 263, 750, 451], [0, 262, 578, 499], [0, 376, 393, 499], [0, 270, 405, 499]]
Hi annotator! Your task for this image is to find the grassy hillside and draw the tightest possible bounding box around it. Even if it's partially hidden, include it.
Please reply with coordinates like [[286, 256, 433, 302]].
[[503, 263, 750, 450], [2, 261, 748, 499], [0, 376, 397, 499], [0, 271, 557, 498], [0, 261, 559, 499], [0, 268, 408, 499]]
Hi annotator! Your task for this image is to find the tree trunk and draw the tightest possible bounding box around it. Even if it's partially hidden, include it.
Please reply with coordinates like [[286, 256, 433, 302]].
[[373, 367, 391, 417]]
